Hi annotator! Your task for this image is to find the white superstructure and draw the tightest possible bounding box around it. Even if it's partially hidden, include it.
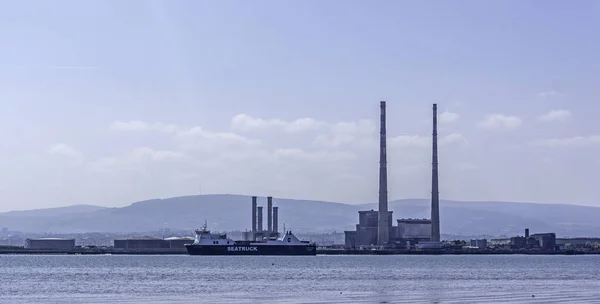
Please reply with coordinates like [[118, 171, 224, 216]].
[[191, 222, 309, 247]]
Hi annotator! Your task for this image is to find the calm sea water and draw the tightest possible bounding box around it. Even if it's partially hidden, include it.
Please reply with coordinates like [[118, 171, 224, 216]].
[[1, 254, 599, 303]]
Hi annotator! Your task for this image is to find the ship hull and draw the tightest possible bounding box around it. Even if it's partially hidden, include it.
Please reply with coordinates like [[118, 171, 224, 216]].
[[185, 244, 316, 256]]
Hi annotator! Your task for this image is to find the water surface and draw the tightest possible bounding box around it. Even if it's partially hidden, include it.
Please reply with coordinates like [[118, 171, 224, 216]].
[[1, 255, 599, 303]]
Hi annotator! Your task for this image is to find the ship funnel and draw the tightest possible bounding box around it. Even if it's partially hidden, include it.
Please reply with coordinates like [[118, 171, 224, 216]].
[[257, 206, 263, 232], [267, 196, 273, 236], [273, 206, 279, 235], [251, 196, 257, 240]]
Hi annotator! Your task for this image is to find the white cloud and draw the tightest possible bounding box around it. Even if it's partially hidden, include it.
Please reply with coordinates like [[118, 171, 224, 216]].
[[389, 135, 429, 148], [389, 133, 467, 148], [47, 143, 84, 163], [110, 120, 147, 131], [440, 133, 469, 146], [477, 114, 522, 131], [177, 126, 258, 144], [537, 90, 560, 98], [531, 135, 600, 147], [314, 119, 376, 148], [230, 114, 325, 133], [23, 113, 474, 210], [274, 148, 357, 162], [130, 147, 184, 162], [439, 111, 459, 123], [537, 109, 571, 122], [111, 120, 178, 133]]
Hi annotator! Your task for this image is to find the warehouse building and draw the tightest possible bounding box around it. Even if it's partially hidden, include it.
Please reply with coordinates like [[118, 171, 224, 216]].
[[114, 237, 194, 249], [25, 238, 75, 250], [113, 237, 168, 249], [556, 237, 600, 249], [470, 239, 488, 249]]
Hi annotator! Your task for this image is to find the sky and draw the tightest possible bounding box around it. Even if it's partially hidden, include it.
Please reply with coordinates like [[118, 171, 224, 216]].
[[1, 1, 599, 211]]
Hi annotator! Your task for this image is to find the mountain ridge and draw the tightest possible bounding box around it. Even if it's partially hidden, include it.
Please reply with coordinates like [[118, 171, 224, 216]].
[[0, 194, 599, 237]]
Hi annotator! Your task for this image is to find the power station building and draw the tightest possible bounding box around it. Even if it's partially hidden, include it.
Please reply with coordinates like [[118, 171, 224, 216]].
[[344, 210, 393, 248], [397, 219, 432, 241], [344, 211, 431, 248], [344, 102, 441, 249]]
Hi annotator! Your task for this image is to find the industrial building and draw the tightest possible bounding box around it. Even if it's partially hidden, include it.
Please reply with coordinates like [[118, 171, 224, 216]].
[[243, 196, 280, 241], [470, 239, 488, 249], [397, 219, 432, 242], [556, 237, 600, 249], [344, 210, 393, 248], [531, 233, 556, 250], [25, 238, 75, 250], [114, 236, 195, 249], [114, 237, 168, 249], [492, 229, 557, 250], [344, 213, 431, 248], [344, 102, 442, 249]]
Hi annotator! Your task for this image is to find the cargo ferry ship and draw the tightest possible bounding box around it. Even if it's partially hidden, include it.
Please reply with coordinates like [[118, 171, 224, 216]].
[[185, 222, 316, 256]]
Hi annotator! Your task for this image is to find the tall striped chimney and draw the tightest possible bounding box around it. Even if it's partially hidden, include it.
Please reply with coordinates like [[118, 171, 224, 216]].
[[431, 103, 441, 242], [377, 101, 390, 245]]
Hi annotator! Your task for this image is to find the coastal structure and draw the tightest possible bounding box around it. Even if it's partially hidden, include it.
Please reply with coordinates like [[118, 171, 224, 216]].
[[114, 237, 167, 249], [113, 237, 193, 249], [397, 219, 432, 241], [345, 102, 436, 248], [244, 196, 279, 241], [431, 104, 441, 243], [377, 101, 390, 245], [25, 238, 75, 250], [186, 196, 316, 256]]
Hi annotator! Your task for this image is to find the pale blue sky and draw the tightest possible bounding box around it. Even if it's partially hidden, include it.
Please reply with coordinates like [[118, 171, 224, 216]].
[[1, 1, 599, 211]]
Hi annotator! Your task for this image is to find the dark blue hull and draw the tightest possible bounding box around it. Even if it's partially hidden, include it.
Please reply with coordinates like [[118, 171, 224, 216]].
[[185, 244, 316, 256]]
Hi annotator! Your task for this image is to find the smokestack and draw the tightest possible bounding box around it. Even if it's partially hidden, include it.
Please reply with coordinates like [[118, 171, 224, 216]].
[[377, 101, 390, 245], [267, 196, 273, 236], [257, 206, 263, 232], [431, 103, 441, 242], [251, 196, 257, 236], [273, 207, 279, 235]]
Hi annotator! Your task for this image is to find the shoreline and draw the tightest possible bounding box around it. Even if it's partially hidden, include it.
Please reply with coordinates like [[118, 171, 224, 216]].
[[1, 248, 599, 255]]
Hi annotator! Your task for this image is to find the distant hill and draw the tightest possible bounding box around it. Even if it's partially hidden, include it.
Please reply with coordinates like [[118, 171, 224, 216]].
[[1, 204, 107, 217], [0, 195, 599, 237]]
